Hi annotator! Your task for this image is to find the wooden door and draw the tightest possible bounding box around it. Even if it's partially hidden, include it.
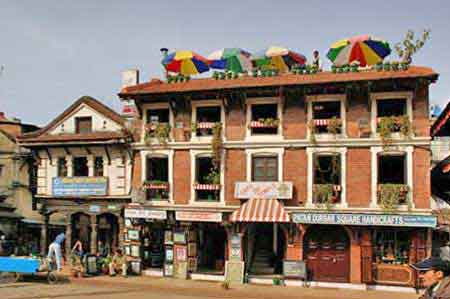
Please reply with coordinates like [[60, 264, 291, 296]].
[[305, 226, 350, 282]]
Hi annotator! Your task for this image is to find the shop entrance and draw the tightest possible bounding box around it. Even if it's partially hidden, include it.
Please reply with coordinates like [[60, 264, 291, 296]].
[[245, 223, 286, 275], [141, 222, 165, 269], [97, 213, 118, 255], [196, 224, 227, 274], [71, 213, 91, 253], [304, 225, 350, 282]]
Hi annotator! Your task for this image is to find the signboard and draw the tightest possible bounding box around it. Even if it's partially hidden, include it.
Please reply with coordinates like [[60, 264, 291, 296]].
[[52, 177, 107, 197], [292, 212, 437, 228], [124, 208, 167, 220], [283, 260, 306, 279], [225, 261, 245, 283], [89, 205, 101, 213], [234, 182, 293, 199], [175, 211, 222, 222], [230, 234, 242, 261]]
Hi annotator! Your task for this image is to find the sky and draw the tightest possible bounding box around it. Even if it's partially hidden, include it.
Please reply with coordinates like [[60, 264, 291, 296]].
[[0, 0, 449, 126]]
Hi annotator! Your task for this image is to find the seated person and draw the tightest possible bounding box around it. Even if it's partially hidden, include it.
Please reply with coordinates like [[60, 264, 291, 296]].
[[109, 249, 127, 277]]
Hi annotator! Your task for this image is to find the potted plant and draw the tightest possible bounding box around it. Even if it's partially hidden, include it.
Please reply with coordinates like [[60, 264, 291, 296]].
[[400, 61, 410, 71], [350, 61, 359, 72], [391, 61, 399, 71], [212, 71, 220, 80], [383, 61, 391, 71], [375, 62, 383, 71], [331, 65, 337, 73], [342, 64, 350, 73]]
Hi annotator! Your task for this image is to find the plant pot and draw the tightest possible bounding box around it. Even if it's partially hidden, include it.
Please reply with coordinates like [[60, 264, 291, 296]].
[[400, 62, 409, 71], [383, 63, 391, 71]]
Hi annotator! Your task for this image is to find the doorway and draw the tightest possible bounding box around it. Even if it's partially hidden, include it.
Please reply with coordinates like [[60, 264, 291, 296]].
[[304, 225, 350, 282]]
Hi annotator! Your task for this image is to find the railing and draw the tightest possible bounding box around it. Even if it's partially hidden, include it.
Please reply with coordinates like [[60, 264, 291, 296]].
[[143, 181, 170, 201]]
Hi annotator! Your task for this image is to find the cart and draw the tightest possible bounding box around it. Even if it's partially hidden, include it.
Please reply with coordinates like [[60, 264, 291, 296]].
[[0, 256, 58, 284]]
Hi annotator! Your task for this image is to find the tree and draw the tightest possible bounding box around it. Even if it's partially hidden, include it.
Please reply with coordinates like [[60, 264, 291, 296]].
[[394, 29, 431, 64]]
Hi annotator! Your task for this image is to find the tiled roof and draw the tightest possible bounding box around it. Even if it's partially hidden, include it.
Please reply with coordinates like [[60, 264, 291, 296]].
[[18, 131, 127, 144], [431, 101, 450, 137], [119, 66, 438, 96], [18, 96, 127, 143]]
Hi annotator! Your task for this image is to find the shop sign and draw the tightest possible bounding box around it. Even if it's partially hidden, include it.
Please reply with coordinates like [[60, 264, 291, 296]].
[[234, 182, 293, 199], [225, 261, 244, 283], [230, 234, 241, 261], [124, 208, 167, 220], [175, 245, 187, 262], [52, 177, 107, 196], [89, 205, 101, 213], [292, 212, 437, 228], [175, 211, 222, 222], [283, 260, 306, 279]]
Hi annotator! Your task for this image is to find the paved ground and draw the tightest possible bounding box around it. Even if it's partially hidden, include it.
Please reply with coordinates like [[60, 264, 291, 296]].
[[0, 275, 420, 299]]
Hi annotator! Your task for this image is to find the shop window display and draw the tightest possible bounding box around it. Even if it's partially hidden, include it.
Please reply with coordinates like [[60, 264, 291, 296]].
[[373, 229, 412, 264]]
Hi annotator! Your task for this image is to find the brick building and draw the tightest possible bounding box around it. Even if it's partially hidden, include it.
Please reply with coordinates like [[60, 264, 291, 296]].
[[119, 66, 438, 286], [18, 96, 133, 257]]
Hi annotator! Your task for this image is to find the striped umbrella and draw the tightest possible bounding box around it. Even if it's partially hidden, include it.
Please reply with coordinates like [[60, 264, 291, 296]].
[[251, 46, 307, 72], [327, 35, 391, 67], [162, 50, 209, 76], [207, 48, 253, 73]]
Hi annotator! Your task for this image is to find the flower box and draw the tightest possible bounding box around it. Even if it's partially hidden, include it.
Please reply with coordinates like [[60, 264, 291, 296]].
[[196, 122, 216, 129], [193, 183, 221, 191], [312, 184, 341, 204], [313, 118, 341, 127], [249, 120, 279, 129], [143, 181, 170, 190], [377, 184, 409, 205]]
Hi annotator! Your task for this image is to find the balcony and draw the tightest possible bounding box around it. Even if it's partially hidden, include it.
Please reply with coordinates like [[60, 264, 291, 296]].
[[143, 180, 170, 201], [377, 184, 409, 208]]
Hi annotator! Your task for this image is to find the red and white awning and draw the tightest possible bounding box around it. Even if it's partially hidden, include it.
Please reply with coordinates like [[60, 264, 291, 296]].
[[230, 198, 290, 222]]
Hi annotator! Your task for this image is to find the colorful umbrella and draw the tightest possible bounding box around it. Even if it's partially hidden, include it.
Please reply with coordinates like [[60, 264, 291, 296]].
[[327, 35, 391, 67], [207, 48, 253, 73], [251, 46, 307, 72], [162, 50, 209, 76]]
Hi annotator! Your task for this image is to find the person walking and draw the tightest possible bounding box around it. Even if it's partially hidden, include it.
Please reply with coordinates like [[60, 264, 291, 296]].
[[411, 257, 450, 299], [47, 233, 65, 271]]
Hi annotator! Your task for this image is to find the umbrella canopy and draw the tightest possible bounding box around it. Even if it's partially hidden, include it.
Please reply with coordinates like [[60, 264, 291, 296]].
[[327, 35, 391, 67], [251, 46, 307, 72], [207, 48, 253, 73], [162, 50, 209, 76]]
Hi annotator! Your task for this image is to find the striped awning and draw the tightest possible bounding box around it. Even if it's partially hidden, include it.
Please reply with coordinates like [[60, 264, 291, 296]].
[[230, 198, 290, 222]]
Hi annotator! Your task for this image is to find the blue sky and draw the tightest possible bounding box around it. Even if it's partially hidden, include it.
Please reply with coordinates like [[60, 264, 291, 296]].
[[1, 0, 449, 126]]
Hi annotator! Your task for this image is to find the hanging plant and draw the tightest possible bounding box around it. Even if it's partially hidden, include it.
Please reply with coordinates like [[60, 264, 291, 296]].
[[205, 167, 221, 185], [145, 123, 171, 146], [211, 122, 223, 170], [378, 116, 412, 148], [378, 184, 409, 211], [308, 120, 317, 144], [313, 184, 334, 209], [327, 117, 341, 135]]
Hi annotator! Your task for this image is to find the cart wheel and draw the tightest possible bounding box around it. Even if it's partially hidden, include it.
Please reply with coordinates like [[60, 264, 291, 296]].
[[47, 272, 58, 284], [0, 272, 20, 284]]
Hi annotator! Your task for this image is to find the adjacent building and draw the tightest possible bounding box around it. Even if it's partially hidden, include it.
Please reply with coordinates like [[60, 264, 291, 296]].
[[118, 66, 438, 286], [18, 96, 133, 256]]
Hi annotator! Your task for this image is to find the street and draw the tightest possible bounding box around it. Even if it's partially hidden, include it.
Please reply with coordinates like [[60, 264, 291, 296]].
[[0, 275, 419, 299]]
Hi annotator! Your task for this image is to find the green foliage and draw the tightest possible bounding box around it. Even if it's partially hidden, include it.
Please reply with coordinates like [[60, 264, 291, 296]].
[[313, 184, 334, 209], [377, 116, 411, 148], [145, 122, 171, 146], [205, 167, 220, 185], [327, 117, 341, 135], [395, 29, 431, 64], [211, 122, 223, 170], [378, 184, 409, 211]]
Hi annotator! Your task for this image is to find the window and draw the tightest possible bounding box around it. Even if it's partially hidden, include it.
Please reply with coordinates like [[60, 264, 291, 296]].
[[312, 101, 341, 134], [145, 157, 169, 201], [252, 156, 277, 181], [194, 106, 221, 136], [378, 155, 405, 184], [94, 157, 104, 177], [146, 109, 169, 124], [73, 157, 88, 177], [250, 104, 279, 135], [75, 117, 92, 134], [376, 99, 407, 133], [373, 229, 412, 264], [194, 157, 220, 201], [57, 158, 68, 177], [313, 154, 341, 204], [377, 154, 408, 204]]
